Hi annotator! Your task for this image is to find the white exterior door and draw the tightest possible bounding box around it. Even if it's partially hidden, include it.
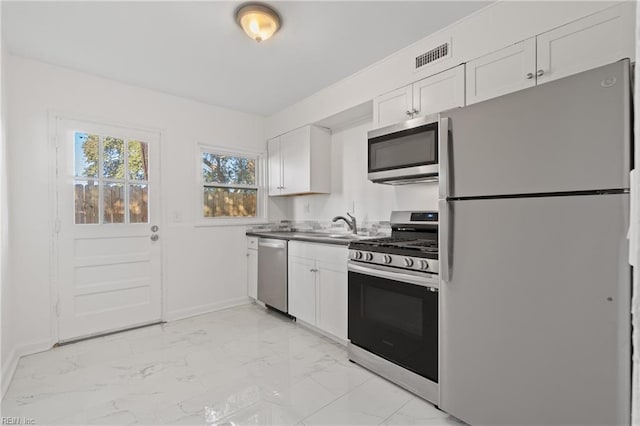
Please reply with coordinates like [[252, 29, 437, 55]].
[[55, 118, 162, 342], [466, 38, 537, 105], [412, 64, 465, 118]]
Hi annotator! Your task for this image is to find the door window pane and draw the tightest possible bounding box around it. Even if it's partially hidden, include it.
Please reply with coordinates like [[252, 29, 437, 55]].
[[74, 133, 99, 178], [203, 187, 257, 218], [74, 180, 99, 224], [128, 140, 149, 181], [202, 153, 255, 185], [104, 183, 125, 223], [103, 137, 125, 179], [129, 184, 148, 223]]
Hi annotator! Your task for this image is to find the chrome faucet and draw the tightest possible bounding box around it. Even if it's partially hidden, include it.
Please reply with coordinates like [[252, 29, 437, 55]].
[[332, 212, 358, 234]]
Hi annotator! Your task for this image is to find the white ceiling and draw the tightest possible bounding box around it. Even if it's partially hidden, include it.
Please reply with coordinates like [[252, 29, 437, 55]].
[[2, 1, 489, 116]]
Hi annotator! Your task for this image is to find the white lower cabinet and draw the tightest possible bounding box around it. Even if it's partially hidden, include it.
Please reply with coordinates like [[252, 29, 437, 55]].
[[246, 237, 258, 299], [288, 241, 348, 341], [316, 261, 347, 341], [288, 256, 316, 324]]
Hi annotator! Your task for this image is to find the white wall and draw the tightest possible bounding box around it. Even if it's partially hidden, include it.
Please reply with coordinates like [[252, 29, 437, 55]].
[[267, 1, 631, 138], [0, 4, 12, 401], [289, 120, 437, 223], [2, 55, 289, 391]]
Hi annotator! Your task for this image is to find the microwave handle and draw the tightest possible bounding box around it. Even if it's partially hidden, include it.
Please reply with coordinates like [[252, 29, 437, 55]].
[[438, 117, 450, 198]]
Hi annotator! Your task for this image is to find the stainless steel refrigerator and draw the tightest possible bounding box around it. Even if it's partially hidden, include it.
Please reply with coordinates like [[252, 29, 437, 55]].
[[438, 59, 632, 426]]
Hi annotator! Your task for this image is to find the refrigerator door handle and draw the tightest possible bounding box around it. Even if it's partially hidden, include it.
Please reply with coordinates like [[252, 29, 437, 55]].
[[439, 199, 451, 283], [438, 116, 450, 198]]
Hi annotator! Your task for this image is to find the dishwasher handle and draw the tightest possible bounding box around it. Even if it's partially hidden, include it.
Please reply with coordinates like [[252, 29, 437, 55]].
[[258, 238, 287, 249]]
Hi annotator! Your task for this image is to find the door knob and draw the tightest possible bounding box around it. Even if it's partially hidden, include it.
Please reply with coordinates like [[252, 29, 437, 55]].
[[151, 225, 159, 232], [536, 69, 545, 77], [150, 234, 159, 241], [525, 72, 534, 80]]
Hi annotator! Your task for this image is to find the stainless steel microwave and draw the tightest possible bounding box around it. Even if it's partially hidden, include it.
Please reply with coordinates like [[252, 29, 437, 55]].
[[367, 114, 439, 184]]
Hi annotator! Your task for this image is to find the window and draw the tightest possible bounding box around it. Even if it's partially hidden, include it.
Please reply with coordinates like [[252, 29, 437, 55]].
[[200, 147, 262, 220], [74, 132, 149, 224]]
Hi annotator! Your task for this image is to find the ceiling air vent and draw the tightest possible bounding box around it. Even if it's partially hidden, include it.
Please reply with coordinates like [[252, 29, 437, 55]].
[[415, 42, 450, 70]]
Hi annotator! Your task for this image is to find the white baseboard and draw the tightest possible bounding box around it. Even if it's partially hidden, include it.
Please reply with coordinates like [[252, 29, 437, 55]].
[[164, 297, 251, 322], [2, 338, 53, 398]]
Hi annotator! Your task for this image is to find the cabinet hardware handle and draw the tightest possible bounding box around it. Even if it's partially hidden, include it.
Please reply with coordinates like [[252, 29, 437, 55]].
[[310, 268, 318, 272], [412, 108, 419, 115], [536, 69, 545, 77], [405, 110, 412, 116], [525, 72, 534, 80]]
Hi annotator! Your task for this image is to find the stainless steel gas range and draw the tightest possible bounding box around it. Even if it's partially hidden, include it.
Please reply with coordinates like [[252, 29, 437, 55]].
[[347, 211, 439, 405]]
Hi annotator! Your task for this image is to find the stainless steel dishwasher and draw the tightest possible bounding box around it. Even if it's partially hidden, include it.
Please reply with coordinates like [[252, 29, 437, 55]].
[[257, 238, 288, 313]]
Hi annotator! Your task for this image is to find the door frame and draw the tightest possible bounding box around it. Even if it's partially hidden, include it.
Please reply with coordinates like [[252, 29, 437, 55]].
[[48, 110, 166, 344]]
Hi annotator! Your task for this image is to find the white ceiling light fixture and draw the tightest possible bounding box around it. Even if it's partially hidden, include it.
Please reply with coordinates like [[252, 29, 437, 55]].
[[235, 3, 281, 43]]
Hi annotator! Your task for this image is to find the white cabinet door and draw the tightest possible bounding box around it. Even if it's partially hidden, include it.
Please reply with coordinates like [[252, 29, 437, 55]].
[[247, 249, 258, 299], [316, 261, 348, 341], [267, 137, 282, 196], [373, 85, 412, 129], [280, 127, 311, 195], [536, 5, 632, 85], [466, 38, 536, 105], [412, 64, 465, 117], [288, 256, 316, 325]]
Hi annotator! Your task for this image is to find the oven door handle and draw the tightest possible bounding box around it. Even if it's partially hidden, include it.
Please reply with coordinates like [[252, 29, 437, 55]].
[[348, 262, 438, 290]]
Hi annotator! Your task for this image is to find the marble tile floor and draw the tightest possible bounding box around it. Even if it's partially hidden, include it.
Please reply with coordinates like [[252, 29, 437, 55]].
[[2, 304, 463, 425]]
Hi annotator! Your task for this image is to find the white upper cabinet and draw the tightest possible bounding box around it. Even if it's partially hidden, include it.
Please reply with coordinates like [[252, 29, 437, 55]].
[[267, 137, 282, 195], [536, 4, 633, 85], [372, 86, 413, 128], [373, 64, 465, 129], [412, 64, 465, 119], [268, 125, 331, 196], [466, 38, 537, 105], [466, 4, 633, 105]]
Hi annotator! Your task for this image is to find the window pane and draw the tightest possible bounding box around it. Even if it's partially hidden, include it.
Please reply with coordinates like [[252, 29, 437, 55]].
[[203, 187, 257, 217], [128, 140, 149, 181], [74, 132, 99, 178], [103, 137, 125, 179], [104, 183, 125, 223], [74, 180, 99, 224], [129, 184, 148, 223], [202, 152, 255, 185]]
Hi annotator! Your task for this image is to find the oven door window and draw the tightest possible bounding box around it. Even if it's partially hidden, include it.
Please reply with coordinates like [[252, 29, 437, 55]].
[[348, 270, 438, 382], [368, 123, 438, 173]]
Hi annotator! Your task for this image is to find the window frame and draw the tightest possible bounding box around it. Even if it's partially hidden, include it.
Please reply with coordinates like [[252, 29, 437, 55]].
[[196, 144, 267, 226]]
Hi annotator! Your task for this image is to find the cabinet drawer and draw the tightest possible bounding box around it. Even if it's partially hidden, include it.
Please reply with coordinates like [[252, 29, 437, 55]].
[[247, 237, 258, 250], [289, 241, 348, 265]]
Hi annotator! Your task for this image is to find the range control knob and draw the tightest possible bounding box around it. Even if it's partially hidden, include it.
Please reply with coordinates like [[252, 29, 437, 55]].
[[383, 255, 392, 264], [353, 251, 363, 260], [420, 260, 429, 270], [404, 258, 414, 267], [365, 252, 374, 261]]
